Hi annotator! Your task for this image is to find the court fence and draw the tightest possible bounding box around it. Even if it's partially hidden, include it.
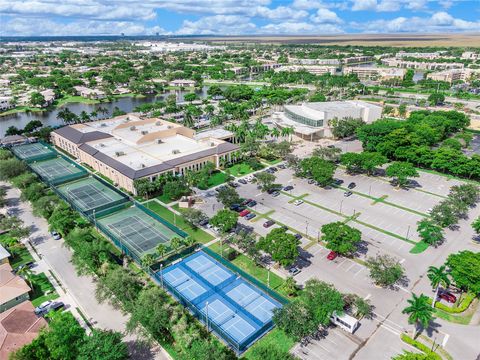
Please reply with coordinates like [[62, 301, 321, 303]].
[[14, 141, 58, 163], [31, 155, 89, 186], [135, 202, 188, 239]]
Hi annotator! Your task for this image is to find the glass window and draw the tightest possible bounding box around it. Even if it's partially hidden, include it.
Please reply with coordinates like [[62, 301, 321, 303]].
[[285, 108, 323, 127]]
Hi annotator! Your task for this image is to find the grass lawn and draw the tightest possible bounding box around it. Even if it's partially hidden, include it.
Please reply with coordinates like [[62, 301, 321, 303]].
[[55, 95, 100, 106], [95, 172, 114, 184], [226, 162, 263, 177], [156, 193, 175, 204], [261, 158, 282, 165], [410, 241, 429, 254], [197, 171, 230, 190], [0, 106, 45, 117], [30, 273, 60, 307], [146, 201, 214, 244], [208, 242, 288, 297], [10, 246, 35, 269], [242, 328, 295, 359]]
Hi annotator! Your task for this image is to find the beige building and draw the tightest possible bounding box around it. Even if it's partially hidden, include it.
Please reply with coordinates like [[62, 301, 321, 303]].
[[427, 68, 480, 84], [0, 263, 31, 313], [381, 58, 464, 71], [275, 65, 337, 76], [51, 114, 239, 194], [343, 66, 406, 81]]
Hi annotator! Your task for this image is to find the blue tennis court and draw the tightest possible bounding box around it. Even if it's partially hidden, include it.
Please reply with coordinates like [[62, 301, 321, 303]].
[[160, 251, 283, 352]]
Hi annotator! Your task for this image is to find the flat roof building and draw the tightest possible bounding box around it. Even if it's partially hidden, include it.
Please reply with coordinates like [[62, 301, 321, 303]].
[[273, 101, 382, 141], [51, 114, 239, 194]]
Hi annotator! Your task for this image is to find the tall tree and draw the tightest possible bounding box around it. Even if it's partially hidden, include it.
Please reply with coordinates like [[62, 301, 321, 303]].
[[427, 265, 450, 308], [402, 293, 434, 338]]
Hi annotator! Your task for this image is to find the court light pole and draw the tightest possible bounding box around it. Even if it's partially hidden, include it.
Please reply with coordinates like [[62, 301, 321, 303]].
[[206, 301, 209, 332], [93, 209, 97, 230], [267, 266, 270, 288], [160, 264, 164, 287]]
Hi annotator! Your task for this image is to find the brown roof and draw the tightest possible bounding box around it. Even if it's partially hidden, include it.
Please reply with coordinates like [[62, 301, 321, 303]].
[[0, 301, 47, 358], [0, 263, 31, 305], [53, 126, 112, 144]]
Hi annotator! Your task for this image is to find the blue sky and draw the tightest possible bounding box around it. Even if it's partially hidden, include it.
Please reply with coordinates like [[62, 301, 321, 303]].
[[1, 0, 480, 36]]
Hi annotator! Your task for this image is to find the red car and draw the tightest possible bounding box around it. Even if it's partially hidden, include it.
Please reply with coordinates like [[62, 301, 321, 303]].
[[438, 291, 456, 303], [239, 209, 251, 217], [327, 251, 338, 261]]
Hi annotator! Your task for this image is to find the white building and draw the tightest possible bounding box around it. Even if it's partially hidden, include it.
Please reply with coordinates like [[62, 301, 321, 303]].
[[461, 51, 479, 60], [0, 97, 12, 111], [381, 58, 464, 71], [169, 79, 196, 87], [343, 66, 406, 81], [273, 100, 382, 141], [427, 68, 480, 84], [275, 65, 337, 76], [74, 86, 106, 100]]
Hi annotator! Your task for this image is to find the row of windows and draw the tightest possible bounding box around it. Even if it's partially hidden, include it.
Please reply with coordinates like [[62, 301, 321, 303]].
[[285, 108, 324, 127]]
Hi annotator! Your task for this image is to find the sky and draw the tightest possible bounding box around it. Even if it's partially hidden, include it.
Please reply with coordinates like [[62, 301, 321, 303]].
[[1, 0, 480, 37]]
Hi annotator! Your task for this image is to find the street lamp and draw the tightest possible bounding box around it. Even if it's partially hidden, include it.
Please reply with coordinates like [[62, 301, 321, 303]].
[[406, 225, 411, 241], [267, 266, 270, 288], [160, 264, 164, 287], [206, 301, 209, 332], [305, 221, 309, 236]]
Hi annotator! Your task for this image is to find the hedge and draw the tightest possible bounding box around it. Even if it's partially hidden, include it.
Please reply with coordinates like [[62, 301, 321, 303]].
[[400, 334, 441, 360], [427, 292, 476, 314]]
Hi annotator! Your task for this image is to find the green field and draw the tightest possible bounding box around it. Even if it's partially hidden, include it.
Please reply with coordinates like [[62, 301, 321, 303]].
[[146, 201, 214, 244], [197, 171, 230, 189], [226, 162, 263, 177], [30, 273, 60, 307]]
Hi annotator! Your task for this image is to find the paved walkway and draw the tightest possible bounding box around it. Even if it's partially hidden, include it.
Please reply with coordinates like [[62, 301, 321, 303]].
[[4, 182, 170, 360]]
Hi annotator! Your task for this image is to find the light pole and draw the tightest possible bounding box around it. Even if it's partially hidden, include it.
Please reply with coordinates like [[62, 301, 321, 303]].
[[160, 264, 164, 287], [93, 209, 97, 230], [368, 185, 372, 197], [206, 301, 209, 332], [305, 221, 309, 237], [406, 225, 411, 241]]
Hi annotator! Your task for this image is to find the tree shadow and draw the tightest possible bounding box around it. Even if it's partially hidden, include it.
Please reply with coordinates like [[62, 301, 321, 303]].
[[125, 340, 157, 360], [425, 319, 443, 338], [295, 248, 313, 269], [355, 240, 369, 257]]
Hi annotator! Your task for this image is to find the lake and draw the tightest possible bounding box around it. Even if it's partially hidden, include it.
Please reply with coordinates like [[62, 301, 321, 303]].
[[0, 86, 210, 137]]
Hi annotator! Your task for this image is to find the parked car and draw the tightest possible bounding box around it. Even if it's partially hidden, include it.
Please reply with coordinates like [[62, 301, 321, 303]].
[[344, 191, 353, 197], [15, 262, 35, 273], [35, 300, 64, 316], [229, 204, 240, 211], [235, 206, 246, 213], [228, 182, 240, 188], [272, 191, 280, 197], [307, 179, 316, 184], [51, 231, 61, 240], [245, 213, 256, 220], [239, 209, 251, 217], [347, 182, 356, 189], [238, 178, 247, 185], [198, 219, 209, 227], [270, 167, 278, 172], [247, 200, 257, 207], [333, 178, 344, 186], [263, 220, 275, 228], [293, 200, 304, 206], [438, 291, 457, 303], [294, 233, 303, 240], [242, 199, 253, 206], [278, 164, 286, 169], [288, 267, 301, 276], [327, 251, 338, 261], [283, 185, 294, 191]]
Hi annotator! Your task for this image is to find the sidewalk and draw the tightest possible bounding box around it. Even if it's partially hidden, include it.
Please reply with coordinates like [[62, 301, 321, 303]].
[[5, 183, 171, 360]]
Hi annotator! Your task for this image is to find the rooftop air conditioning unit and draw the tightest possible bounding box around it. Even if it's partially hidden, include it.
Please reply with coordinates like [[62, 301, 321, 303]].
[[130, 126, 136, 131], [157, 139, 163, 144], [172, 149, 180, 154], [115, 151, 125, 157], [210, 142, 215, 147], [140, 163, 146, 168], [167, 125, 173, 129], [100, 143, 105, 147], [141, 130, 148, 135], [155, 121, 162, 126], [100, 123, 107, 127]]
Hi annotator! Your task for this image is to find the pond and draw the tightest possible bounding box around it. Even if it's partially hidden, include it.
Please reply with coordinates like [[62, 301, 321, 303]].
[[0, 86, 210, 137]]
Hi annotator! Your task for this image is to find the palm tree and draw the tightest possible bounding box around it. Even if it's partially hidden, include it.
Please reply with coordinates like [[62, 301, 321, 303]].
[[183, 110, 194, 128], [402, 293, 434, 338], [270, 127, 281, 139], [16, 266, 34, 289], [281, 126, 294, 141], [90, 110, 98, 119], [141, 253, 155, 270], [427, 265, 450, 308], [182, 236, 195, 248], [156, 244, 167, 260], [170, 236, 182, 254], [80, 111, 90, 123]]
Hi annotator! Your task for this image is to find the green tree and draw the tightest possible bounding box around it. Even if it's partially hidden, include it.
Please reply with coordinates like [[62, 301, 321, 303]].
[[302, 279, 344, 327], [78, 330, 128, 360], [182, 208, 207, 228], [257, 228, 300, 267], [216, 186, 241, 208], [428, 93, 445, 106], [0, 158, 27, 180], [170, 236, 183, 253], [127, 286, 178, 342], [282, 276, 299, 297], [30, 92, 46, 107], [141, 253, 155, 269], [472, 216, 480, 234], [427, 265, 450, 308], [366, 254, 405, 287], [210, 209, 238, 233], [248, 342, 296, 360], [402, 293, 434, 338], [156, 244, 167, 260], [184, 93, 197, 102], [273, 300, 317, 340], [44, 311, 86, 360], [446, 250, 480, 293], [385, 162, 419, 188], [321, 222, 362, 256], [392, 351, 439, 360], [255, 171, 276, 191], [429, 202, 458, 228], [417, 219, 444, 247], [300, 156, 336, 186]]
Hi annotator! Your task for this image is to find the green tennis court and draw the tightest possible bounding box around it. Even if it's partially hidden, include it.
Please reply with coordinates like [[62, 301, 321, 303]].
[[30, 157, 87, 184], [56, 177, 127, 212], [97, 206, 181, 257], [12, 142, 56, 161]]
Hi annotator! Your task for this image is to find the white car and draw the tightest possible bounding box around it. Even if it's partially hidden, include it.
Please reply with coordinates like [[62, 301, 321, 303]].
[[34, 300, 53, 315], [293, 200, 304, 206]]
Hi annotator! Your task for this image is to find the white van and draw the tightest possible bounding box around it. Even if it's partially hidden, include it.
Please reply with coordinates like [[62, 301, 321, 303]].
[[330, 311, 360, 334]]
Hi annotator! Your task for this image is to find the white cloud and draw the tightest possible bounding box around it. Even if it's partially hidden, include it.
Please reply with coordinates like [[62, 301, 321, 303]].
[[176, 15, 256, 35], [0, 18, 164, 36], [350, 0, 428, 12], [260, 21, 343, 34], [311, 8, 343, 24], [352, 11, 480, 32], [254, 6, 308, 20]]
